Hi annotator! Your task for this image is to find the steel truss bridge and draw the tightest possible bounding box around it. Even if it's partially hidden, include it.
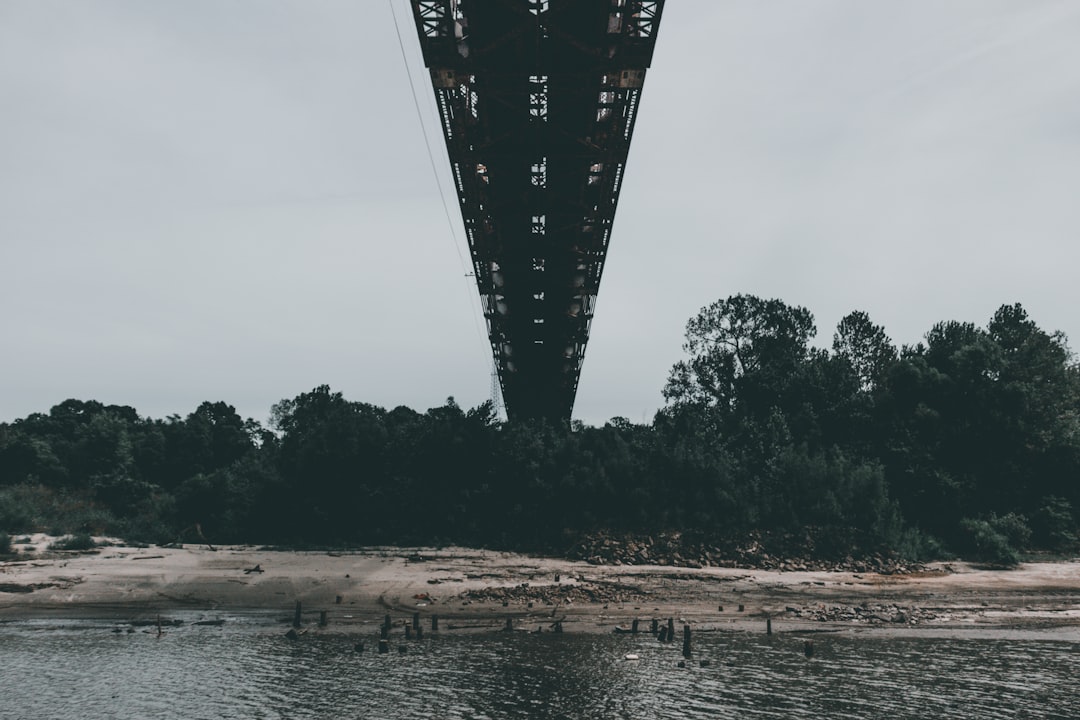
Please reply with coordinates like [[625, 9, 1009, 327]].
[[409, 0, 665, 422]]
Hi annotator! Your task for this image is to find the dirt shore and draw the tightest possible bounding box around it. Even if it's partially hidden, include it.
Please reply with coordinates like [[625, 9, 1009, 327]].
[[2, 536, 1079, 638]]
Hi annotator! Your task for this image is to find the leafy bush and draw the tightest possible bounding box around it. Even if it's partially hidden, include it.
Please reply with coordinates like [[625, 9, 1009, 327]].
[[987, 513, 1032, 549], [50, 533, 97, 551], [959, 518, 1020, 566], [1032, 497, 1076, 550], [893, 527, 946, 563], [0, 484, 117, 536]]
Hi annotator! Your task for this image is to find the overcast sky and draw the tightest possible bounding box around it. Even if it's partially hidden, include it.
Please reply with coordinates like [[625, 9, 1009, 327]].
[[2, 1, 1079, 427]]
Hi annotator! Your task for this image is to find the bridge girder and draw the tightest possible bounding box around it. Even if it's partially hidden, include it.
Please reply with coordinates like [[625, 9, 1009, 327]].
[[410, 0, 665, 422]]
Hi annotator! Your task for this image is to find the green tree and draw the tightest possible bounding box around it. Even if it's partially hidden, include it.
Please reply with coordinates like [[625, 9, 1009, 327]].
[[664, 294, 816, 416]]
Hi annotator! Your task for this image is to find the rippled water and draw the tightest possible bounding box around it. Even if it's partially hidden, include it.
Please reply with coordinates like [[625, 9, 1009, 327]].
[[1, 616, 1077, 719]]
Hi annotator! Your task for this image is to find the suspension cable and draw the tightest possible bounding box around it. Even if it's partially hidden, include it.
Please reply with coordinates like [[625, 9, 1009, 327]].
[[388, 0, 489, 357]]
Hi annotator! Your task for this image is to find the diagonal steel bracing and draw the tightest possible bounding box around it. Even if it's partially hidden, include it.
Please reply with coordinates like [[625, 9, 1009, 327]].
[[410, 0, 665, 422]]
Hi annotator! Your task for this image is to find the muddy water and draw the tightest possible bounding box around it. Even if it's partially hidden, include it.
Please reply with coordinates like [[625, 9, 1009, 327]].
[[1, 617, 1077, 719]]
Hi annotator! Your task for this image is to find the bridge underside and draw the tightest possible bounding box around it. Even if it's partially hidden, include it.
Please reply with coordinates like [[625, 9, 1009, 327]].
[[410, 0, 664, 422]]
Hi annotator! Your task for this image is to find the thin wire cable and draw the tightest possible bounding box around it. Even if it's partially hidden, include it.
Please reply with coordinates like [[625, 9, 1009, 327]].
[[388, 0, 489, 358]]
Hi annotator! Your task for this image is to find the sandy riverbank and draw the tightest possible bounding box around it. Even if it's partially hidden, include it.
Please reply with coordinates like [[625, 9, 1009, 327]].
[[2, 536, 1079, 638]]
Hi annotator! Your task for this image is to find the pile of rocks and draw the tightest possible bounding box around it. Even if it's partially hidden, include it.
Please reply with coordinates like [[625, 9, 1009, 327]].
[[783, 602, 936, 624], [567, 531, 923, 575], [458, 581, 646, 606]]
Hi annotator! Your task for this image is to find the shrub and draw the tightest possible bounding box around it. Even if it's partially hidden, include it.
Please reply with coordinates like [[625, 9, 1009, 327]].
[[893, 527, 946, 562], [988, 513, 1032, 549], [49, 533, 97, 551], [959, 518, 1020, 566], [0, 484, 117, 535], [1032, 496, 1076, 550]]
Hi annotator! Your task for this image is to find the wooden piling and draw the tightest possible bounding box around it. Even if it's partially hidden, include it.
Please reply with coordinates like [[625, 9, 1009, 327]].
[[405, 624, 412, 640], [658, 626, 668, 643], [335, 595, 343, 605], [804, 640, 814, 658], [412, 612, 420, 631], [553, 621, 563, 633], [651, 618, 659, 634], [432, 615, 439, 631], [319, 610, 328, 627], [682, 625, 692, 658], [293, 601, 302, 629], [416, 625, 423, 640], [667, 618, 675, 642], [631, 619, 639, 634], [504, 617, 513, 632], [378, 639, 389, 654], [738, 604, 744, 612], [766, 617, 772, 635]]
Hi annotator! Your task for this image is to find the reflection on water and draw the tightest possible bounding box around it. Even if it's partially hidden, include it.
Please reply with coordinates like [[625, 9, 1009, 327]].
[[1, 617, 1077, 719]]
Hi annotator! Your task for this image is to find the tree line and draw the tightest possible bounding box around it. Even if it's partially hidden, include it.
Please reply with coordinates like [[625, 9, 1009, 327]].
[[1, 296, 1077, 564]]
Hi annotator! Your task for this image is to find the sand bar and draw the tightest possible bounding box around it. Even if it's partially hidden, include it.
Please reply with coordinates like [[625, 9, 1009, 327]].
[[3, 536, 1079, 638]]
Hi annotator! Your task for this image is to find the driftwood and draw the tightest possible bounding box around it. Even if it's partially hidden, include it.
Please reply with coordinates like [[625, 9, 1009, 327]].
[[194, 524, 216, 552]]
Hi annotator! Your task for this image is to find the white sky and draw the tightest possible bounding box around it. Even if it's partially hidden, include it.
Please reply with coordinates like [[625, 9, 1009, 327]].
[[2, 0, 1079, 427]]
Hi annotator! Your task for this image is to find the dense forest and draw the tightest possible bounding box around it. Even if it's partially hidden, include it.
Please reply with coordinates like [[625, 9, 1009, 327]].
[[2, 296, 1078, 565]]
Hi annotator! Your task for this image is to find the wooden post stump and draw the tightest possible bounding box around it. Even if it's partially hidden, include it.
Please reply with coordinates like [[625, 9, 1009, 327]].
[[405, 625, 412, 640], [766, 617, 772, 635], [504, 618, 513, 632], [335, 595, 343, 605], [658, 626, 668, 643], [651, 618, 659, 634], [631, 619, 639, 634], [432, 615, 439, 631], [416, 625, 423, 640], [412, 612, 420, 631], [804, 640, 815, 658], [667, 618, 675, 642], [293, 601, 302, 629], [682, 625, 692, 658], [378, 639, 389, 654]]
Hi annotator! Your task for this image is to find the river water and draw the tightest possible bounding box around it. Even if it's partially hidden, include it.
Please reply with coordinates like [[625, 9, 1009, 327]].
[[1, 615, 1077, 719]]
